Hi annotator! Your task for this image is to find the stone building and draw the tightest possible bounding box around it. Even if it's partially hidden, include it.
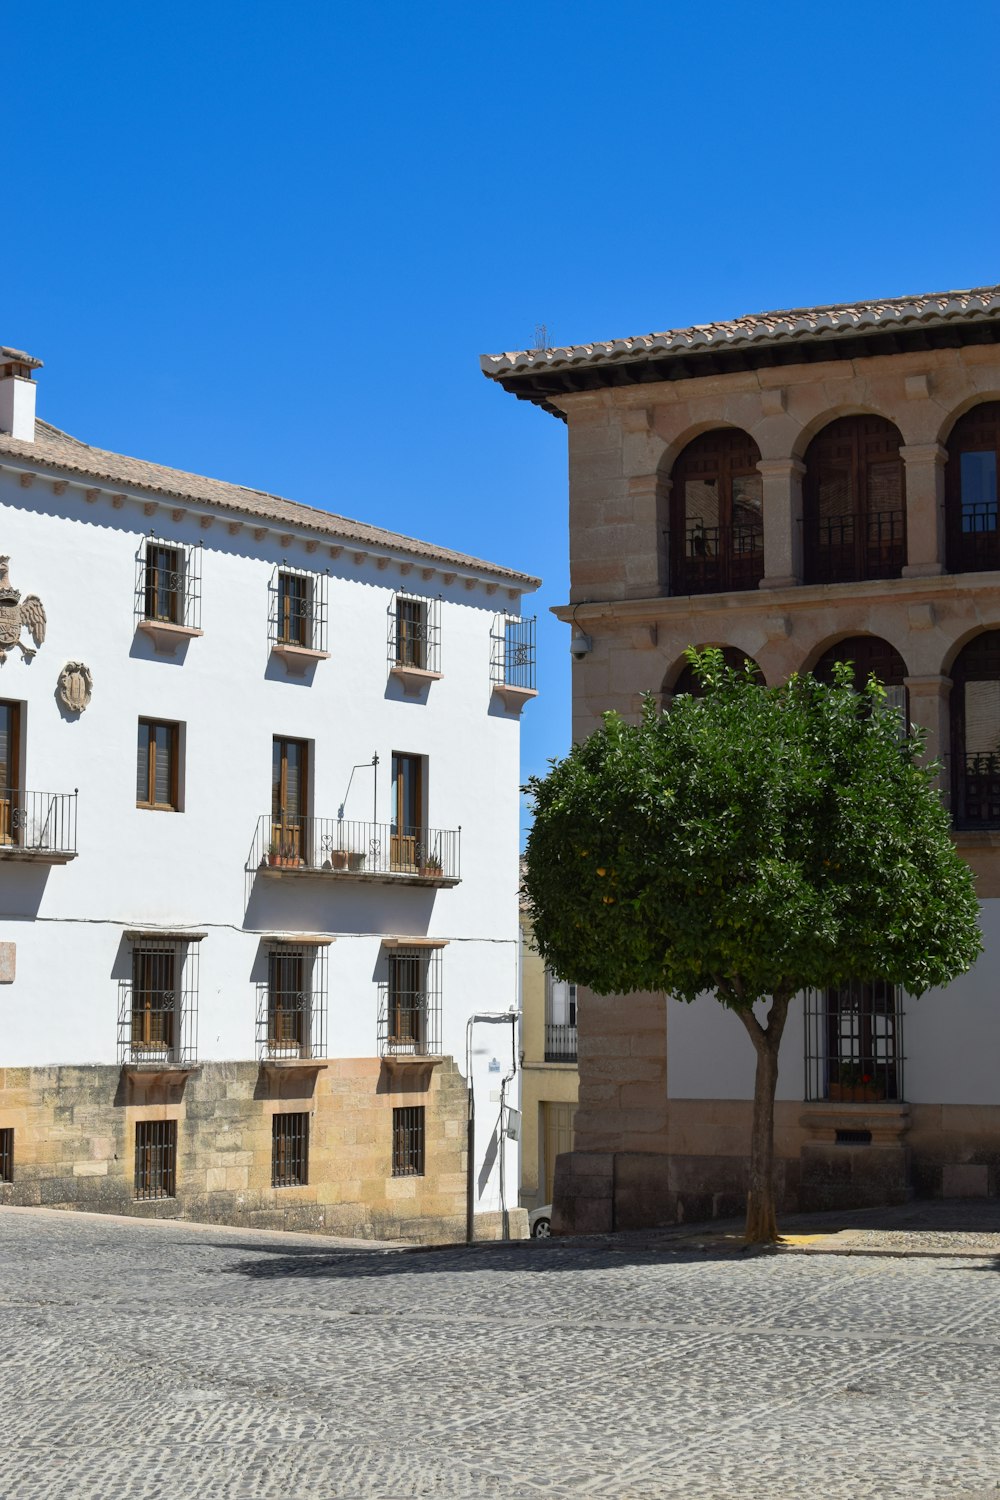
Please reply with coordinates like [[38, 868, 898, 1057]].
[[0, 343, 537, 1240], [483, 287, 1000, 1229]]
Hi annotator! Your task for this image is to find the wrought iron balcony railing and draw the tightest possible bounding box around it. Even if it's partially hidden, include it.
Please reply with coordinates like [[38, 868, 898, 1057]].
[[803, 509, 906, 583], [953, 751, 1000, 830], [544, 1023, 579, 1063], [247, 815, 461, 884], [673, 522, 764, 595], [0, 788, 78, 861], [947, 502, 1000, 574]]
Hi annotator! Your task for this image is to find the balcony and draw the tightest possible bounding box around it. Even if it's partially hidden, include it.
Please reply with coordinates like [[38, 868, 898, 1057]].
[[247, 816, 461, 886], [803, 509, 905, 585], [544, 1023, 578, 1064], [672, 522, 764, 596], [0, 789, 78, 863], [947, 502, 1000, 574], [491, 613, 537, 712]]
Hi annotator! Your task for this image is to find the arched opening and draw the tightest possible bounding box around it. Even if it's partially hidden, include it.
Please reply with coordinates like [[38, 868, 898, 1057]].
[[812, 635, 908, 720], [950, 630, 1000, 829], [669, 648, 764, 698], [945, 401, 1000, 573], [668, 429, 763, 596], [802, 416, 906, 584]]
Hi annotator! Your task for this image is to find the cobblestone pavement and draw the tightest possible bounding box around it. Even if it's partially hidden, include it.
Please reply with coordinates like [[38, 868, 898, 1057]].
[[3, 1205, 999, 1500]]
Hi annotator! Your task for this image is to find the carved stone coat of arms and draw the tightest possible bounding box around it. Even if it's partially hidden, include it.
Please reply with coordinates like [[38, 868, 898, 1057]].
[[58, 662, 93, 714], [0, 556, 46, 664]]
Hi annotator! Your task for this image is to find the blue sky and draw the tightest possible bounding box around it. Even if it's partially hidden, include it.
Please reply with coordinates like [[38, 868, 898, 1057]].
[[6, 1, 999, 838]]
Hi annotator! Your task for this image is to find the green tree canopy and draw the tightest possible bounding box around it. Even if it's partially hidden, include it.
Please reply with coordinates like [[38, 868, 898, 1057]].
[[523, 650, 982, 1240]]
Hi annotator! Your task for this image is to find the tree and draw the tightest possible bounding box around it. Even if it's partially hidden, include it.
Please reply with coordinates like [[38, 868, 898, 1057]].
[[523, 649, 983, 1243]]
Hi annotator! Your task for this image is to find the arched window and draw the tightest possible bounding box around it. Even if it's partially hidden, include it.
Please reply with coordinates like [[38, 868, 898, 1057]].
[[945, 402, 1000, 573], [950, 631, 1000, 829], [669, 648, 764, 698], [803, 416, 906, 584], [813, 636, 908, 720], [669, 429, 763, 596]]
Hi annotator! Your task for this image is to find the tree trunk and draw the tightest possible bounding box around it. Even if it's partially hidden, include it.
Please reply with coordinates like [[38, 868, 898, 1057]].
[[737, 989, 792, 1244]]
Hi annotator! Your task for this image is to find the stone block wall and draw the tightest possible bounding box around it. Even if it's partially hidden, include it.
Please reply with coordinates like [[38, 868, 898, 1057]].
[[0, 1057, 480, 1242]]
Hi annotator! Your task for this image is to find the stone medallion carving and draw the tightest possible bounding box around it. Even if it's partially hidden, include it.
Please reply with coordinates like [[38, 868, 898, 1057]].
[[58, 661, 93, 714], [0, 555, 46, 664]]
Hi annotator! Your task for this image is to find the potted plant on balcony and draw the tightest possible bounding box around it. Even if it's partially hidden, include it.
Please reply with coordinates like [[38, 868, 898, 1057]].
[[419, 852, 444, 878], [829, 1063, 884, 1103], [267, 837, 281, 868]]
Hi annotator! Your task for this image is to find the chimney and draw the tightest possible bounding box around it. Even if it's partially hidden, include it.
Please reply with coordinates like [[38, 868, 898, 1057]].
[[0, 347, 42, 442]]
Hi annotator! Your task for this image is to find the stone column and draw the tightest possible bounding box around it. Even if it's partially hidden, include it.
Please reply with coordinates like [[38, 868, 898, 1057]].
[[757, 458, 805, 589], [901, 443, 947, 577], [626, 472, 666, 597], [904, 673, 952, 797]]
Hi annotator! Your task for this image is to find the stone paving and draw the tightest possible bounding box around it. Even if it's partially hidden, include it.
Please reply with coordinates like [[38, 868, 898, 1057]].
[[2, 1204, 999, 1500]]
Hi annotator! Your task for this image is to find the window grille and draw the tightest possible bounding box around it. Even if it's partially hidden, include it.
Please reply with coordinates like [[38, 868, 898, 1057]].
[[268, 564, 329, 653], [256, 943, 328, 1060], [118, 938, 199, 1066], [272, 1112, 309, 1187], [0, 1127, 12, 1183], [805, 982, 904, 1103], [134, 1119, 177, 1200], [378, 947, 443, 1058], [388, 594, 441, 674], [135, 536, 202, 630], [392, 1106, 425, 1177], [491, 614, 537, 691], [544, 973, 578, 1062]]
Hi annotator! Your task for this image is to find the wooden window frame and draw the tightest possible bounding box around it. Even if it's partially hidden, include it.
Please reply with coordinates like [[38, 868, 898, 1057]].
[[668, 429, 765, 596], [267, 948, 307, 1052], [0, 700, 22, 848], [950, 630, 1000, 830], [945, 402, 1000, 573], [390, 752, 425, 872], [277, 571, 311, 648], [803, 416, 907, 584], [271, 736, 310, 863], [130, 944, 178, 1054], [143, 542, 183, 625], [136, 718, 180, 812]]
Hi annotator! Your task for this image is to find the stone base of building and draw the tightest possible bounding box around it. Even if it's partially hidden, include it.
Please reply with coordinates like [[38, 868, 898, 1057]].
[[0, 1058, 477, 1244], [552, 1099, 1000, 1232]]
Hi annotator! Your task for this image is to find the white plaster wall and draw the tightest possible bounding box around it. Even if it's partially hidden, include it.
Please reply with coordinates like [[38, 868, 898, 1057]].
[[0, 471, 532, 1206]]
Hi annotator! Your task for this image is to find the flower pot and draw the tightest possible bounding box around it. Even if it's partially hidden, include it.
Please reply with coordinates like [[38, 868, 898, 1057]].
[[828, 1082, 883, 1103], [347, 851, 365, 872], [331, 849, 349, 871], [268, 852, 280, 868]]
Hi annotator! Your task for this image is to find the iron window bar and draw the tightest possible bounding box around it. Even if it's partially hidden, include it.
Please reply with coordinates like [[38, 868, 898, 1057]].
[[0, 1127, 12, 1183], [0, 788, 78, 856], [268, 563, 329, 653], [392, 1105, 425, 1177], [272, 1112, 309, 1187], [674, 520, 764, 595], [256, 944, 328, 1061], [388, 593, 441, 674], [118, 938, 199, 1067], [804, 982, 905, 1103], [378, 948, 443, 1059], [954, 751, 1000, 829], [491, 614, 537, 691], [134, 1119, 177, 1200], [246, 814, 460, 882], [135, 535, 202, 630], [801, 509, 906, 583]]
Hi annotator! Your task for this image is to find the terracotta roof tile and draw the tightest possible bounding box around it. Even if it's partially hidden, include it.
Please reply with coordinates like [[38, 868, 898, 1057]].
[[0, 420, 540, 589]]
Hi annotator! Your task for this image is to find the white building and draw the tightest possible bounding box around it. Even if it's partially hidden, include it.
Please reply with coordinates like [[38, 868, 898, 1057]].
[[0, 344, 538, 1241]]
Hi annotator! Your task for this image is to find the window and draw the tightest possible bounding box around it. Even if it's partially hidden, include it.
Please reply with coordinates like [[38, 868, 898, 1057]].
[[491, 614, 537, 692], [379, 945, 443, 1058], [257, 941, 328, 1060], [946, 402, 1000, 573], [134, 1119, 177, 1200], [0, 1127, 13, 1183], [392, 1106, 425, 1177], [803, 416, 906, 584], [951, 631, 1000, 829], [136, 719, 179, 810], [805, 982, 903, 1102], [118, 936, 200, 1066], [390, 752, 424, 871], [271, 736, 309, 863], [0, 700, 21, 846], [272, 1112, 309, 1187], [668, 429, 764, 596], [545, 973, 578, 1062], [268, 565, 328, 655], [136, 536, 201, 631], [812, 637, 908, 724], [389, 594, 441, 676]]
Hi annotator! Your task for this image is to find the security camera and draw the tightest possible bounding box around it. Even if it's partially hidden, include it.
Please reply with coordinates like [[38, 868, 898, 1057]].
[[570, 632, 592, 660]]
